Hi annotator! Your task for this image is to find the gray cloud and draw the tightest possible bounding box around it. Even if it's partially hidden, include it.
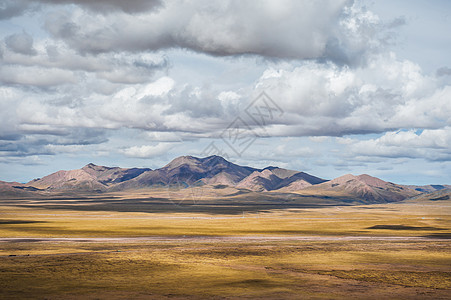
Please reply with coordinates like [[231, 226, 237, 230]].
[[33, 0, 162, 14], [0, 40, 169, 90], [0, 0, 33, 20], [41, 0, 386, 63], [436, 66, 451, 77], [0, 126, 108, 158], [4, 32, 37, 55], [4, 51, 449, 149], [164, 86, 225, 118]]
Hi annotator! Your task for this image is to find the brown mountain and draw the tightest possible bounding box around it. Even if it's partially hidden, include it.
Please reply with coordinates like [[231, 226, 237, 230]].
[[236, 169, 283, 191], [299, 174, 420, 203], [0, 180, 42, 197], [18, 156, 435, 204], [403, 184, 451, 193], [27, 163, 150, 191], [404, 188, 451, 203], [236, 167, 326, 192], [112, 155, 258, 190]]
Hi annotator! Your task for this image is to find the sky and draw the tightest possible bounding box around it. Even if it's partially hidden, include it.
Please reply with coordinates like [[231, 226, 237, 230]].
[[0, 0, 450, 185]]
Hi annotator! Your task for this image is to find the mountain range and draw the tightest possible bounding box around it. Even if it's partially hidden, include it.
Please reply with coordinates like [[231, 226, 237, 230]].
[[1, 155, 449, 204]]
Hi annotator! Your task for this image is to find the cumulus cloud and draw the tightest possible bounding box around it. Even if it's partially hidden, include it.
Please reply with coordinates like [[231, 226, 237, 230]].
[[0, 39, 169, 83], [250, 52, 449, 137], [345, 128, 451, 161], [4, 51, 449, 149], [120, 143, 174, 158], [39, 0, 389, 63], [0, 0, 33, 20], [4, 32, 37, 55]]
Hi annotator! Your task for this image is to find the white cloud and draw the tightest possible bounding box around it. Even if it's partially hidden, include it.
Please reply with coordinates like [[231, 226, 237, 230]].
[[0, 65, 76, 86], [251, 52, 448, 136], [346, 127, 451, 161], [136, 77, 175, 98], [120, 143, 175, 158]]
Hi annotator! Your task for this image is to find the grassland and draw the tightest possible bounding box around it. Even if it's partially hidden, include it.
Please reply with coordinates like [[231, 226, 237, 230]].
[[0, 191, 450, 299]]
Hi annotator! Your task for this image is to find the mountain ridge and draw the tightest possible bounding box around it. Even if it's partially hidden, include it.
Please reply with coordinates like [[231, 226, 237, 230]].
[[19, 155, 427, 203]]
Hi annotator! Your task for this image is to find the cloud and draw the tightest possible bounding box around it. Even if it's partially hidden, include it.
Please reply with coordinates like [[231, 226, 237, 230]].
[[345, 127, 451, 161], [0, 0, 33, 20], [249, 52, 449, 137], [33, 0, 162, 14], [39, 0, 390, 64], [0, 39, 169, 83], [436, 67, 451, 77], [0, 65, 77, 87], [4, 50, 449, 148], [120, 143, 174, 158], [0, 125, 108, 158], [4, 32, 37, 55]]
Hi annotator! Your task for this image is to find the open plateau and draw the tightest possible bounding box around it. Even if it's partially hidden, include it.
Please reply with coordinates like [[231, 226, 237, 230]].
[[1, 155, 450, 299]]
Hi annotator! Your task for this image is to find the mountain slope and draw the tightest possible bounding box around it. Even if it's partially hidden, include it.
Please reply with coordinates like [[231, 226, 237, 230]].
[[404, 184, 451, 193], [236, 169, 283, 191], [0, 180, 42, 197], [27, 164, 150, 191], [236, 167, 326, 192], [113, 155, 258, 190], [299, 174, 420, 203], [19, 156, 434, 204], [404, 188, 451, 203]]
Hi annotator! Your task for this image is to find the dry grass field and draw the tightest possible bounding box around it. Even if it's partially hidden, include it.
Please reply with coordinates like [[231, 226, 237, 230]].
[[0, 191, 450, 299]]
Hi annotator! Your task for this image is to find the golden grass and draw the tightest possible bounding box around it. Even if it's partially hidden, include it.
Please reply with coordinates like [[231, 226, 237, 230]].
[[0, 201, 450, 238], [0, 239, 450, 299], [0, 196, 450, 299]]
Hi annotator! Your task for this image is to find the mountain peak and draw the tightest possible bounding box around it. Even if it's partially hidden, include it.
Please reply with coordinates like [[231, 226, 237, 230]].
[[164, 156, 201, 170], [201, 155, 231, 166], [164, 155, 233, 171], [357, 174, 388, 188], [82, 163, 113, 173]]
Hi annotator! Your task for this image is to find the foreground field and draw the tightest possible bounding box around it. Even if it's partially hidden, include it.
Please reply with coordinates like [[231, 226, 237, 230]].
[[1, 237, 450, 299], [0, 193, 450, 299]]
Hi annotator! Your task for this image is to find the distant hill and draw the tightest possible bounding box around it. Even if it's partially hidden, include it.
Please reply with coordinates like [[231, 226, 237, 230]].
[[298, 174, 420, 203], [8, 155, 446, 204], [0, 180, 42, 197], [404, 188, 451, 203], [27, 164, 150, 191], [404, 184, 451, 193]]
